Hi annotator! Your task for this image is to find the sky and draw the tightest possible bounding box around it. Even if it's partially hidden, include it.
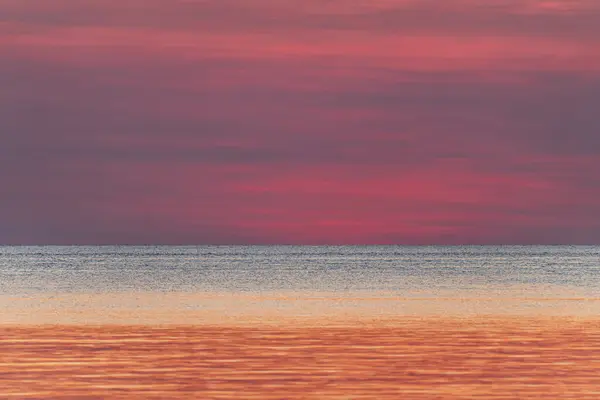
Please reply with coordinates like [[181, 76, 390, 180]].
[[1, 0, 600, 245]]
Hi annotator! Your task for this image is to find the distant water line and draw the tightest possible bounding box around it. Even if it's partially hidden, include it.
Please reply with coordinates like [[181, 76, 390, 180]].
[[1, 245, 599, 324]]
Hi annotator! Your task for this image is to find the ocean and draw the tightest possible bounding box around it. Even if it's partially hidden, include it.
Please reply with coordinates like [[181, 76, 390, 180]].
[[2, 245, 599, 324], [2, 245, 600, 398]]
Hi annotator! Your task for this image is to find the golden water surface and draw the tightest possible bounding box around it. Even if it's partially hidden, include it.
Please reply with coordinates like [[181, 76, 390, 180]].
[[2, 316, 600, 399]]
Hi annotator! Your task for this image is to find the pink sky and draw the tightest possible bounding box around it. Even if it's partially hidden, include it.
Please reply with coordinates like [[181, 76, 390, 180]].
[[1, 0, 600, 244]]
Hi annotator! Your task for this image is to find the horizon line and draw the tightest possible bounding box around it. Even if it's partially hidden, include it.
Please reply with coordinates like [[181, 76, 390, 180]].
[[0, 243, 597, 247]]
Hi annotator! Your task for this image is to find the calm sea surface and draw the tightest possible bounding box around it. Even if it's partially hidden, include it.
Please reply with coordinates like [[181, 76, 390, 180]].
[[3, 246, 600, 398], [1, 245, 599, 323], [2, 245, 599, 293]]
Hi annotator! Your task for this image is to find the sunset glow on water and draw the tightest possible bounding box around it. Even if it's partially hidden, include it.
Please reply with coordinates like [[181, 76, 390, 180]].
[[2, 319, 600, 399], [2, 246, 600, 398]]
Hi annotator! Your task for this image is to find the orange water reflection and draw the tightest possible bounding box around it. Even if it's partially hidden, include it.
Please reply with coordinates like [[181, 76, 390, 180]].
[[2, 317, 600, 399], [3, 288, 600, 325]]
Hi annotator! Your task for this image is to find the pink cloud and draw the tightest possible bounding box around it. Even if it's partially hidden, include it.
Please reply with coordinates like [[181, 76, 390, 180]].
[[1, 0, 600, 244]]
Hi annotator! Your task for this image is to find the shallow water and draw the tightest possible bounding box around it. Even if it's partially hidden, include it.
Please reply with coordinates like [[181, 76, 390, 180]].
[[2, 319, 600, 399]]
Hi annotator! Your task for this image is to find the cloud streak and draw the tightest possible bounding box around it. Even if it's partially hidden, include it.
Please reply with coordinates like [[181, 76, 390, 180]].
[[1, 0, 599, 244]]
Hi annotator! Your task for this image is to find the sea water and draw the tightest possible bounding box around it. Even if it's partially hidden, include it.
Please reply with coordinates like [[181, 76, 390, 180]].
[[1, 245, 599, 323]]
